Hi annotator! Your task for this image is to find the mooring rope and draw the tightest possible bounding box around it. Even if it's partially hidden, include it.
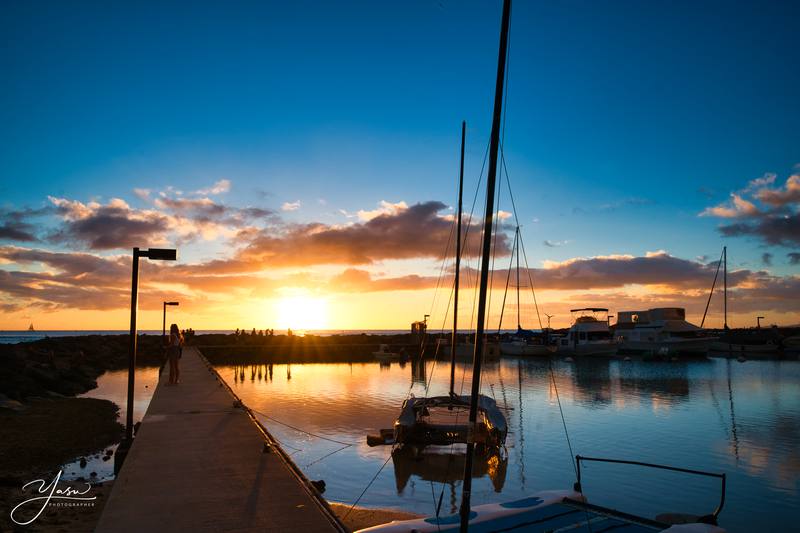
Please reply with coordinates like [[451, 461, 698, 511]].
[[250, 407, 356, 447]]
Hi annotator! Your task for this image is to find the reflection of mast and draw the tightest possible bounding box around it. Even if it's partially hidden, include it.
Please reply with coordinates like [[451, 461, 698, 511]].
[[723, 246, 728, 330], [517, 359, 526, 490], [726, 358, 740, 463]]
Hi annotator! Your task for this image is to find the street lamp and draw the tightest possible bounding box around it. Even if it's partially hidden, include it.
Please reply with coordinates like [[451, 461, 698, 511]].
[[117, 247, 177, 473], [162, 301, 180, 340], [757, 316, 765, 329]]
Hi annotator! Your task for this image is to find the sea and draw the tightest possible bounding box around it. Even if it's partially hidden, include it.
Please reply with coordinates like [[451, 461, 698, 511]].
[[65, 355, 799, 533]]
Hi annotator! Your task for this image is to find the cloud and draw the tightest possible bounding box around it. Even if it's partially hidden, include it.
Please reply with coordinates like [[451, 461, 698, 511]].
[[0, 219, 39, 242], [357, 200, 408, 221], [529, 251, 749, 291], [762, 253, 773, 266], [281, 200, 301, 211], [543, 239, 570, 248], [700, 193, 760, 218], [702, 171, 800, 247], [329, 268, 439, 292], [236, 201, 510, 267], [195, 179, 231, 195], [0, 206, 56, 242], [718, 213, 800, 247], [755, 174, 800, 207], [133, 188, 151, 201], [788, 253, 800, 266], [48, 196, 173, 250]]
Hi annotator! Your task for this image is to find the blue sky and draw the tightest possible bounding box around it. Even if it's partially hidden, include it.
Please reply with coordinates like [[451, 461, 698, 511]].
[[1, 1, 798, 328]]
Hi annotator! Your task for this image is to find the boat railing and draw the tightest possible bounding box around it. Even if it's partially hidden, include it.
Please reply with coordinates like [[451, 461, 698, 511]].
[[573, 455, 726, 522]]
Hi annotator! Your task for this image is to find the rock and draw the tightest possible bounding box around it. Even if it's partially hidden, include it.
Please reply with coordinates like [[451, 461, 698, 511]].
[[105, 449, 114, 455], [79, 457, 87, 468], [311, 479, 326, 493], [102, 456, 110, 461], [90, 472, 97, 477], [0, 398, 26, 411]]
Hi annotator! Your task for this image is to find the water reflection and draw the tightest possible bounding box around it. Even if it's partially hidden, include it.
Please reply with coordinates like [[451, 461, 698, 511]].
[[61, 367, 160, 482], [217, 357, 800, 532], [391, 448, 508, 494]]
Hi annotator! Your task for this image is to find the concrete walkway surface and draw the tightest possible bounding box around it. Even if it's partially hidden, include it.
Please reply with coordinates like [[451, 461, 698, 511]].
[[96, 346, 342, 533]]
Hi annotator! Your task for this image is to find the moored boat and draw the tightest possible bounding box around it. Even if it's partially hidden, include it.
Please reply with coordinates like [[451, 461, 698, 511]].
[[556, 308, 617, 356], [616, 308, 716, 357], [372, 344, 403, 362]]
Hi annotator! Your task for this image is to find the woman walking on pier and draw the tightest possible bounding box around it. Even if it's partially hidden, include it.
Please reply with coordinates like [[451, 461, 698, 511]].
[[167, 323, 184, 384]]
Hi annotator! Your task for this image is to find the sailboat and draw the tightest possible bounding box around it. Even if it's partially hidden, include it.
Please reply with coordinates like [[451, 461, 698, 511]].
[[360, 1, 727, 531], [28, 323, 35, 331], [365, 122, 508, 456], [706, 247, 781, 355], [499, 227, 551, 356]]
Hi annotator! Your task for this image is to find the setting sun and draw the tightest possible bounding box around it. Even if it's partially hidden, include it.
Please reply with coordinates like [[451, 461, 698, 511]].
[[274, 293, 329, 331]]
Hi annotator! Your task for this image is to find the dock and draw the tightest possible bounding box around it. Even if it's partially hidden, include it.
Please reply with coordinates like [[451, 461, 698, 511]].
[[96, 346, 344, 533]]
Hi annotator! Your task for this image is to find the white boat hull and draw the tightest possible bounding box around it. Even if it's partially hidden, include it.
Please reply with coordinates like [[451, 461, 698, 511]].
[[619, 337, 716, 357], [557, 343, 617, 357], [709, 342, 780, 354]]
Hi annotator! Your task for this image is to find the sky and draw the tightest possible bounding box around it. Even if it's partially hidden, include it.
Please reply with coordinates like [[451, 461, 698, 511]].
[[1, 0, 798, 331]]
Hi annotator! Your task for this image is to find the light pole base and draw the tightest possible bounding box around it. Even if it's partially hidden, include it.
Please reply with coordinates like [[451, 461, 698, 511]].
[[114, 438, 133, 475]]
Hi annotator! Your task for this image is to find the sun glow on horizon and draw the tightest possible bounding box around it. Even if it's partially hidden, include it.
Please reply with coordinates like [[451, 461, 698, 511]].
[[274, 293, 329, 330]]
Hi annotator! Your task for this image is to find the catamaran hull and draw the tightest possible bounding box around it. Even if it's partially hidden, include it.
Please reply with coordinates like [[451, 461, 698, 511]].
[[355, 489, 725, 532]]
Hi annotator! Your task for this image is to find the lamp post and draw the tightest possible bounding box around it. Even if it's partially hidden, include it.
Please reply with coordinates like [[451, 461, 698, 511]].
[[757, 316, 764, 329], [162, 301, 180, 340], [116, 247, 177, 473]]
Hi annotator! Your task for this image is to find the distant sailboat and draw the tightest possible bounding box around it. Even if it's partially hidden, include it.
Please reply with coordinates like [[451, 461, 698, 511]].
[[28, 323, 35, 331]]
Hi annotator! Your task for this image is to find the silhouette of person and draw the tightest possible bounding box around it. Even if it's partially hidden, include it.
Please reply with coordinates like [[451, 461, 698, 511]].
[[166, 323, 184, 384]]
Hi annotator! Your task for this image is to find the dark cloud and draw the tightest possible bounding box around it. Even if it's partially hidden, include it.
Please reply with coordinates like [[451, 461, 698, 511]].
[[718, 212, 800, 247], [755, 175, 800, 206], [703, 172, 800, 248], [0, 221, 38, 242], [788, 253, 800, 265], [49, 206, 172, 250], [0, 206, 54, 242], [531, 252, 747, 291], [237, 201, 510, 267], [762, 253, 773, 266]]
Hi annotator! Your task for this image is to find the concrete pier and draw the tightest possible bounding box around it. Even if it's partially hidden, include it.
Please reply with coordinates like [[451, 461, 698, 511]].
[[96, 346, 343, 532]]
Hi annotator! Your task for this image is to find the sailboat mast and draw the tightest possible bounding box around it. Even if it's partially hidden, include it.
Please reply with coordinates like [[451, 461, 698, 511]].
[[459, 0, 511, 530], [516, 226, 521, 330], [723, 246, 728, 329], [450, 121, 466, 396]]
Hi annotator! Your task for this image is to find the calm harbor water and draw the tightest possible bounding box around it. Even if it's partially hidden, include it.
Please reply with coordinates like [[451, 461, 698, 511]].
[[60, 367, 160, 482], [215, 357, 799, 533]]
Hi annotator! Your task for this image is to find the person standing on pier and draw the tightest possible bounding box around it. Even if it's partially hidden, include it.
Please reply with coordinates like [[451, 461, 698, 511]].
[[167, 323, 184, 384]]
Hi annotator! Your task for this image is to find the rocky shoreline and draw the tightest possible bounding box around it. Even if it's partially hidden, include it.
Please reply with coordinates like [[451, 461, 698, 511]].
[[0, 335, 164, 532]]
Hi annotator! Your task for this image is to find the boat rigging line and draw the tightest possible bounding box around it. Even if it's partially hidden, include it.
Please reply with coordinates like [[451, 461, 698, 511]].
[[701, 246, 725, 328]]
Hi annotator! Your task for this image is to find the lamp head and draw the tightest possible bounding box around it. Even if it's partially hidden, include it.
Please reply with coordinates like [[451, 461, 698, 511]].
[[145, 248, 177, 261]]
